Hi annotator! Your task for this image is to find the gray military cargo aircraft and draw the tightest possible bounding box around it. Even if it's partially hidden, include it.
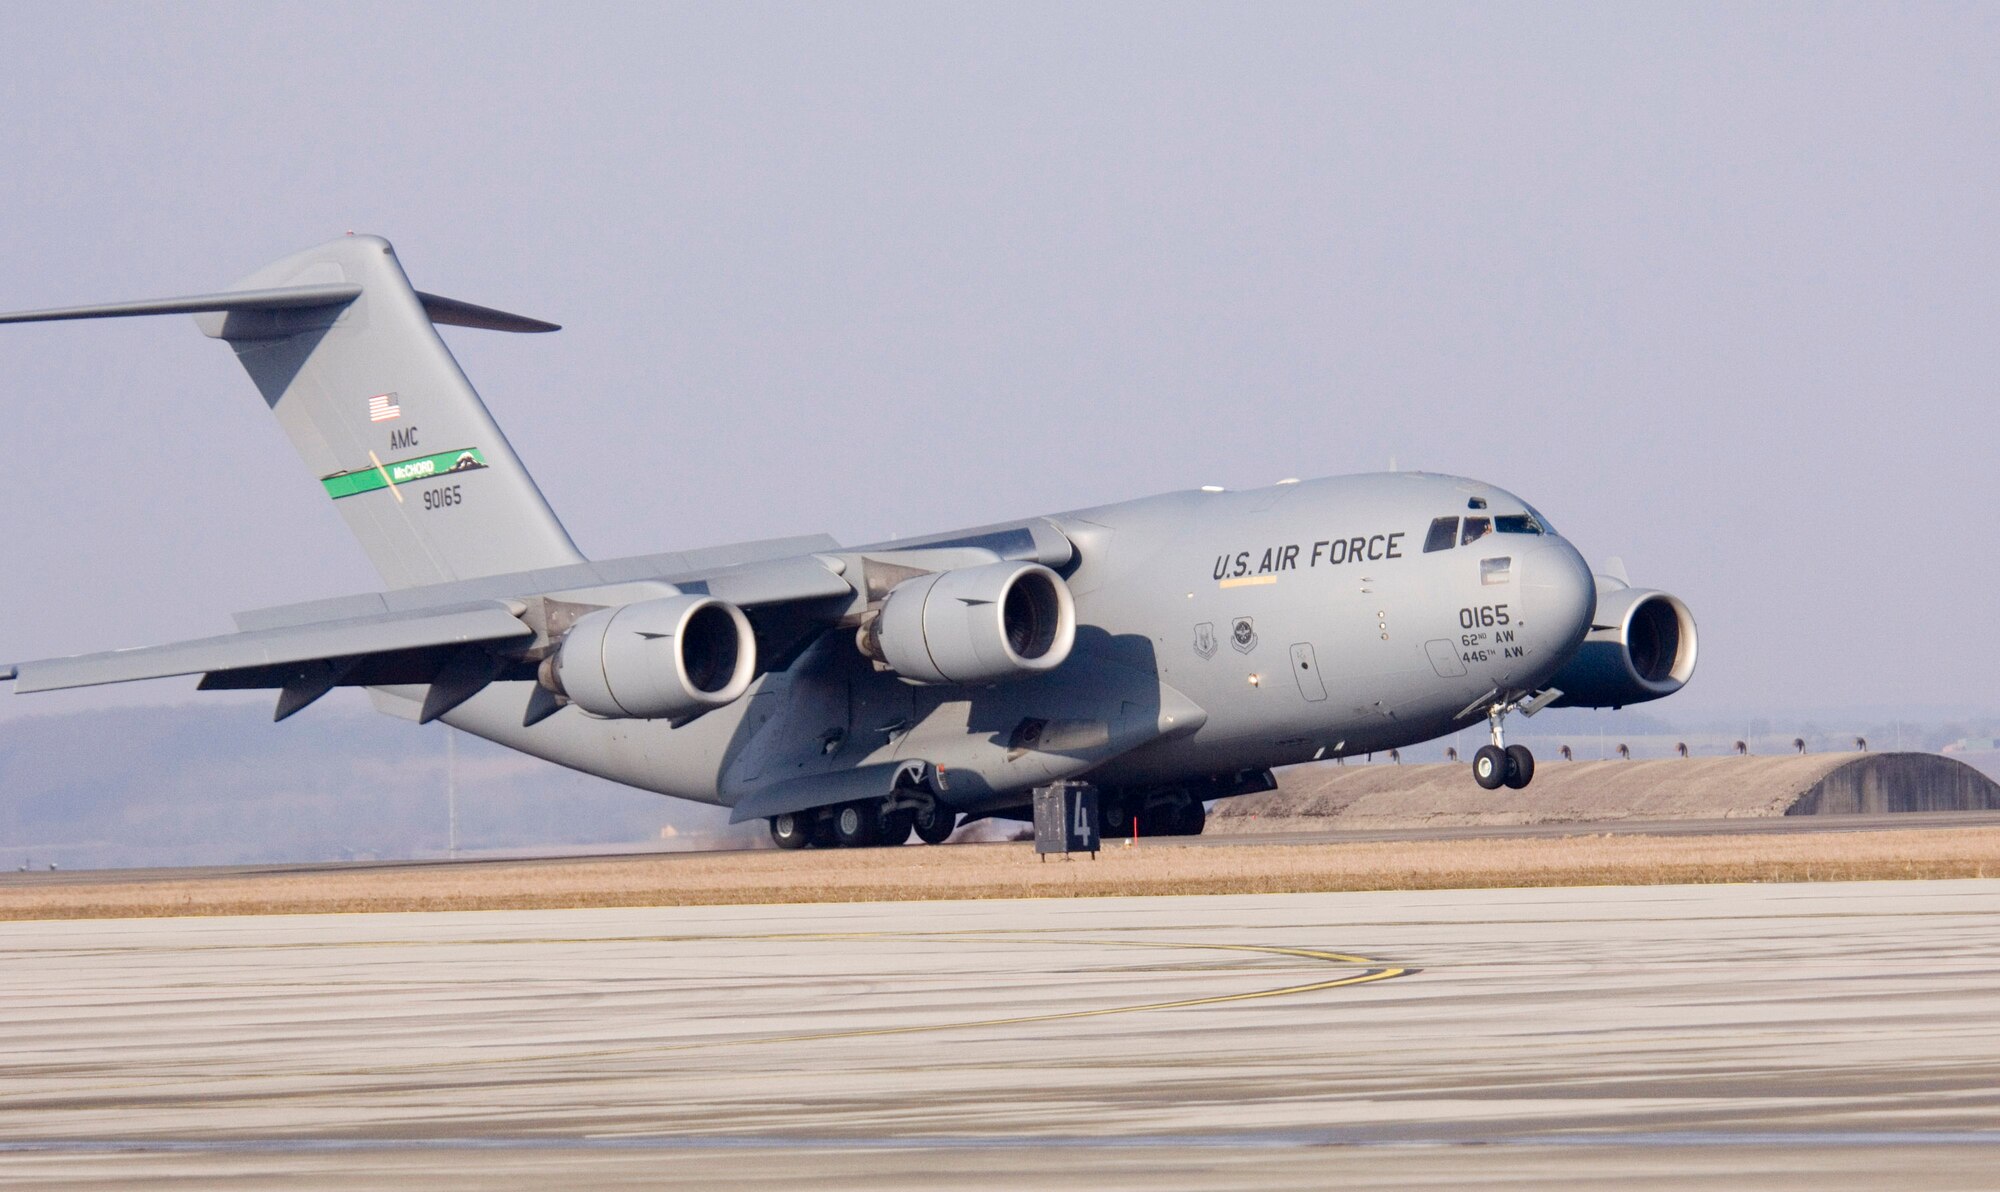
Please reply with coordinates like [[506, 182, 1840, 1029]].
[[1, 236, 1696, 846]]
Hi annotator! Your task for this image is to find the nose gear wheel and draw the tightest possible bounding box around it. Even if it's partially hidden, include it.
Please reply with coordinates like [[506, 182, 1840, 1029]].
[[1471, 696, 1538, 790]]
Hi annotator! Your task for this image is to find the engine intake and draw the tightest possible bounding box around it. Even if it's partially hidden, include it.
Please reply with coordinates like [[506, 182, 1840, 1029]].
[[864, 561, 1076, 685], [1550, 586, 1698, 708], [547, 594, 756, 720]]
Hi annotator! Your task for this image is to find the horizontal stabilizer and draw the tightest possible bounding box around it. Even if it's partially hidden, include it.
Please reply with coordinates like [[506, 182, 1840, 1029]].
[[7, 603, 531, 694], [0, 283, 557, 334], [0, 283, 362, 324], [415, 291, 560, 333]]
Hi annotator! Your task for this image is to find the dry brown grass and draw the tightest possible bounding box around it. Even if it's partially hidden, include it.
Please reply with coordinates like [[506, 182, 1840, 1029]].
[[4, 827, 1999, 921]]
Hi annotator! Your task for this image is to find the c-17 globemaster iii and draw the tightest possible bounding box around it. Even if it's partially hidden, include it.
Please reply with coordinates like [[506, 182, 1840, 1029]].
[[0, 236, 1697, 846]]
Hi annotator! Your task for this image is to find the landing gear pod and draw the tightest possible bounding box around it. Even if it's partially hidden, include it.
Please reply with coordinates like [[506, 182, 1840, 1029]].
[[548, 595, 756, 720], [865, 561, 1076, 685]]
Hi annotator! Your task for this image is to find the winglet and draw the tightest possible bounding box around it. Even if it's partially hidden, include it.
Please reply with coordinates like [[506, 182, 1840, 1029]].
[[0, 664, 16, 683]]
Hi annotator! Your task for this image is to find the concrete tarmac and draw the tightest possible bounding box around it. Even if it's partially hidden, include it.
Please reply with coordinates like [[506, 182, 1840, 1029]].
[[10, 808, 2000, 891], [3, 882, 2000, 1188]]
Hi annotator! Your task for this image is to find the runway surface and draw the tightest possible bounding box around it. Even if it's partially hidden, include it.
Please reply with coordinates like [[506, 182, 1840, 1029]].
[[9, 808, 1999, 889], [4, 881, 2000, 1188]]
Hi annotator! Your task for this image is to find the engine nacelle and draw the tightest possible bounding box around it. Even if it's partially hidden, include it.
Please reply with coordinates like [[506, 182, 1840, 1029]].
[[865, 561, 1077, 685], [547, 595, 756, 720], [1549, 585, 1698, 708]]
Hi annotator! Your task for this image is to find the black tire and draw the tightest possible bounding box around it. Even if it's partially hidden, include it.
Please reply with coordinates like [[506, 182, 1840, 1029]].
[[1473, 745, 1507, 790], [1503, 745, 1535, 790], [769, 813, 812, 850], [809, 814, 838, 849], [879, 809, 916, 846], [1135, 790, 1181, 837], [1099, 794, 1134, 839], [1167, 799, 1207, 836], [914, 803, 957, 845], [832, 801, 880, 848]]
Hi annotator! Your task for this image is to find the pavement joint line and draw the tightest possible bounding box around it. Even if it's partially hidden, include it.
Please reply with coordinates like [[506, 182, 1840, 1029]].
[[0, 923, 1408, 956], [11, 1130, 2000, 1153], [5, 906, 1970, 957]]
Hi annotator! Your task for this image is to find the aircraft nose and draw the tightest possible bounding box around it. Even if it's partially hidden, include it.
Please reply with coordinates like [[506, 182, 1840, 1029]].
[[1521, 536, 1596, 664]]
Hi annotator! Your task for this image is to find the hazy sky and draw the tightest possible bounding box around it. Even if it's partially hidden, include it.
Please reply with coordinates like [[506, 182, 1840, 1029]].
[[1, 2, 1994, 724]]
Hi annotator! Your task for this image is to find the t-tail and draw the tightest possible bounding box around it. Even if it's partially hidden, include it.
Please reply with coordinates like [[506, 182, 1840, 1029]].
[[0, 235, 583, 588]]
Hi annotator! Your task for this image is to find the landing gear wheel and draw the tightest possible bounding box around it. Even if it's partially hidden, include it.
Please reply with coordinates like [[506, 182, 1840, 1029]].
[[1099, 795, 1133, 839], [1137, 790, 1183, 837], [832, 801, 879, 848], [1169, 799, 1207, 836], [809, 815, 838, 849], [1472, 745, 1507, 790], [878, 809, 916, 846], [913, 803, 957, 845], [1503, 745, 1535, 790], [769, 813, 812, 850]]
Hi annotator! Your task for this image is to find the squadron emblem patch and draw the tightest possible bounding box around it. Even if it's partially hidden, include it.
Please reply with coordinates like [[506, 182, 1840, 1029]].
[[1193, 622, 1217, 659], [1230, 617, 1258, 654]]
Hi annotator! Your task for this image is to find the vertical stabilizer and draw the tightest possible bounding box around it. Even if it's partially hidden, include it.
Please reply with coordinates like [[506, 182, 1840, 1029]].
[[196, 235, 583, 588]]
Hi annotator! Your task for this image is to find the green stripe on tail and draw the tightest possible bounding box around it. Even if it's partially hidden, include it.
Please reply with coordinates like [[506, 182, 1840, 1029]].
[[321, 448, 488, 499]]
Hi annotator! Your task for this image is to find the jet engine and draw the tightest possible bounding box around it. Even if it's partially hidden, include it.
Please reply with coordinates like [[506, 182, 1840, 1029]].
[[1549, 584, 1698, 708], [862, 561, 1076, 685], [545, 594, 757, 720]]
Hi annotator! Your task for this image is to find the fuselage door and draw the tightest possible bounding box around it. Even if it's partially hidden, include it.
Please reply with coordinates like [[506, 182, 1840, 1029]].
[[1425, 638, 1468, 678], [1289, 642, 1328, 702]]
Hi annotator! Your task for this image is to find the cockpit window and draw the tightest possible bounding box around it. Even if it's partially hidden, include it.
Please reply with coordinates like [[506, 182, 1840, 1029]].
[[1494, 514, 1543, 535], [1461, 516, 1491, 546], [1467, 497, 1488, 510], [1423, 517, 1459, 553]]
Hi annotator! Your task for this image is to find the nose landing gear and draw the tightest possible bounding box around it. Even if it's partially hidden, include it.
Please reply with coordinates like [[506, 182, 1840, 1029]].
[[1471, 698, 1538, 790]]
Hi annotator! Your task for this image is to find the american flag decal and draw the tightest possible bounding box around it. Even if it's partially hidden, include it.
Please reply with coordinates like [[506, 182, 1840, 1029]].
[[366, 392, 402, 422]]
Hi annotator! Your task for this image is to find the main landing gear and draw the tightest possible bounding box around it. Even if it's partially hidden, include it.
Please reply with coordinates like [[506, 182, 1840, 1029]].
[[1097, 787, 1208, 837], [769, 796, 959, 849], [1471, 699, 1536, 791]]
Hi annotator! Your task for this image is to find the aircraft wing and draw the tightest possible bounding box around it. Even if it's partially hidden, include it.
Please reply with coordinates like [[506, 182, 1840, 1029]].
[[3, 544, 866, 724], [4, 522, 1078, 724], [7, 603, 534, 695]]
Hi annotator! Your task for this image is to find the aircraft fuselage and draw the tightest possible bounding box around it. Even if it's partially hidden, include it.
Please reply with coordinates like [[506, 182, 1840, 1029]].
[[423, 470, 1595, 819]]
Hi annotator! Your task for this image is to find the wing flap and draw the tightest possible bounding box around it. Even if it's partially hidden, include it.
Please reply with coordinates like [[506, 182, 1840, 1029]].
[[682, 555, 855, 607], [8, 604, 531, 694], [232, 537, 851, 632]]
